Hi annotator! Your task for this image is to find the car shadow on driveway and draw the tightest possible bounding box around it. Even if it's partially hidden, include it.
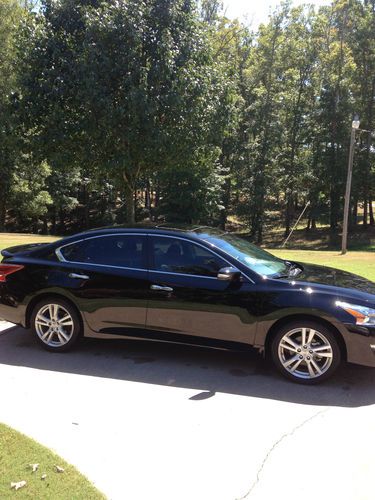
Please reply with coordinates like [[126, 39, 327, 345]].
[[1, 326, 375, 408]]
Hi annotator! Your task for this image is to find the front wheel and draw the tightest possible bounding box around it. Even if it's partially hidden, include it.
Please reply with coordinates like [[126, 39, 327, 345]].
[[271, 321, 341, 384], [31, 298, 81, 352]]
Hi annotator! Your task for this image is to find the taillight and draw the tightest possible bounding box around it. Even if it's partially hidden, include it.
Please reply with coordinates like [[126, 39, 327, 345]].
[[0, 264, 24, 282]]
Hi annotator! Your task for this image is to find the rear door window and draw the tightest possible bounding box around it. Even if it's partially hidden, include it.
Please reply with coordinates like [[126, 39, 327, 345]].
[[59, 235, 147, 269]]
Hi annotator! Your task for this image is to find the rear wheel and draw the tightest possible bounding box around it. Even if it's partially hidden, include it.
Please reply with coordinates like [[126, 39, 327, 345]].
[[270, 321, 341, 384], [31, 298, 81, 352]]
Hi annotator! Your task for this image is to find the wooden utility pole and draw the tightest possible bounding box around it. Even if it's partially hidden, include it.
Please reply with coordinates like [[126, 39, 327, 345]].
[[341, 116, 360, 255]]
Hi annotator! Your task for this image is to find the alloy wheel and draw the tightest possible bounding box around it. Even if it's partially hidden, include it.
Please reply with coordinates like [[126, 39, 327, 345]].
[[35, 303, 74, 348], [278, 327, 333, 380]]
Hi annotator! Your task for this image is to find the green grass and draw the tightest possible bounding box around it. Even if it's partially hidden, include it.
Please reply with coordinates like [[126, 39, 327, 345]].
[[0, 233, 58, 252], [0, 424, 105, 499], [269, 249, 375, 282]]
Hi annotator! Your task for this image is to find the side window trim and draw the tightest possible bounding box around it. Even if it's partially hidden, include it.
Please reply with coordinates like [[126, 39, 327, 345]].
[[55, 233, 149, 271], [149, 234, 252, 281]]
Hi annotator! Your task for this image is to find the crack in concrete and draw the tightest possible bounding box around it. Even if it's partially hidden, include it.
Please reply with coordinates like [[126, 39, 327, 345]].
[[237, 409, 328, 499]]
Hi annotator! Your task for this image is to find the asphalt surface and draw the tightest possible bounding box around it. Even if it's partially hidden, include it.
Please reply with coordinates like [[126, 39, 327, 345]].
[[1, 322, 375, 499]]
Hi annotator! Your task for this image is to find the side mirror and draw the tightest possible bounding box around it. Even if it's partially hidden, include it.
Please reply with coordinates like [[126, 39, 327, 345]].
[[217, 266, 241, 281]]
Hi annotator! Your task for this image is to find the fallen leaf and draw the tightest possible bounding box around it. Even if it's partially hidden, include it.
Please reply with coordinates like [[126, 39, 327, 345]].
[[55, 465, 65, 473], [29, 463, 39, 473], [10, 481, 27, 490]]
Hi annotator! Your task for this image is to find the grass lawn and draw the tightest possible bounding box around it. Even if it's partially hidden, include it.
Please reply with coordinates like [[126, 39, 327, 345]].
[[0, 232, 374, 282], [269, 249, 375, 282], [0, 233, 58, 252], [0, 424, 104, 499]]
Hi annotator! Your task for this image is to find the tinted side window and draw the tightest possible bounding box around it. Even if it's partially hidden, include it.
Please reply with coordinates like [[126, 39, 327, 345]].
[[60, 235, 147, 269], [151, 237, 226, 277]]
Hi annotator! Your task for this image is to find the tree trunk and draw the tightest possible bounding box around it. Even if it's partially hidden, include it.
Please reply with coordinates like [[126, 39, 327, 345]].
[[369, 199, 374, 226], [123, 171, 137, 223], [124, 183, 135, 223], [284, 194, 293, 236], [352, 198, 358, 227], [0, 196, 6, 231], [82, 183, 90, 230], [219, 176, 231, 229], [146, 179, 153, 212], [363, 198, 368, 227]]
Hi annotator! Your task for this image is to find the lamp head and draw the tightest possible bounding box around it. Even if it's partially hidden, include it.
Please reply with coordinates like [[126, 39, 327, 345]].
[[352, 114, 360, 129]]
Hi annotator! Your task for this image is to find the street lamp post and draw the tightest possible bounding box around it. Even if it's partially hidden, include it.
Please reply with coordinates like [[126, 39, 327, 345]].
[[341, 115, 360, 255]]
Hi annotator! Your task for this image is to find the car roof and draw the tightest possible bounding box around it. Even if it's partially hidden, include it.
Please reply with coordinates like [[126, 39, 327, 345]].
[[45, 224, 227, 249], [71, 224, 226, 239]]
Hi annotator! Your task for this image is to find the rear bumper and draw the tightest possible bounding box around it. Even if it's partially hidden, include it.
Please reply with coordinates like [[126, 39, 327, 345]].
[[0, 303, 25, 326], [0, 287, 26, 327]]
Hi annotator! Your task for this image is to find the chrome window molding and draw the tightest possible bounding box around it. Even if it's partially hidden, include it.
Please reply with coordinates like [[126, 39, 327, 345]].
[[150, 234, 255, 283], [54, 231, 255, 283], [150, 269, 218, 280], [55, 233, 149, 271]]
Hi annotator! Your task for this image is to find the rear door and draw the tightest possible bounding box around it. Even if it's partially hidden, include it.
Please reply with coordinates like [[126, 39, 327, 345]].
[[57, 233, 149, 334], [146, 235, 257, 345]]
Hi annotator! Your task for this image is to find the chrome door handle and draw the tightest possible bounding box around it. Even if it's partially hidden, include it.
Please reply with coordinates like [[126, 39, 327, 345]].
[[150, 284, 173, 292], [69, 273, 90, 280]]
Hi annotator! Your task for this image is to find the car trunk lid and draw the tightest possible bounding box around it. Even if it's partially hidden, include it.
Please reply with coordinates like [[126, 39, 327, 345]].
[[1, 243, 49, 259]]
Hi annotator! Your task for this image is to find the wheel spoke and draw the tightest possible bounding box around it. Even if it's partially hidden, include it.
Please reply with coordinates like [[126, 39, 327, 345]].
[[48, 304, 58, 321], [307, 328, 316, 344], [283, 354, 300, 368], [289, 358, 303, 372], [307, 361, 316, 377], [280, 341, 298, 353], [43, 330, 54, 344], [59, 315, 73, 327], [57, 332, 67, 344], [301, 328, 307, 346], [310, 358, 323, 375], [41, 328, 51, 340], [36, 314, 50, 325], [312, 344, 331, 353], [36, 319, 49, 327], [314, 351, 332, 359], [282, 336, 299, 350], [58, 329, 69, 342]]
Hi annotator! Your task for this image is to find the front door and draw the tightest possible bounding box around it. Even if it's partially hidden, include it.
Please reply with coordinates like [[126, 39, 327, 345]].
[[146, 235, 257, 345]]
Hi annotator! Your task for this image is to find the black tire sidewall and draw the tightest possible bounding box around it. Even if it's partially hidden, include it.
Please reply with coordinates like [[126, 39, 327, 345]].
[[31, 297, 81, 352], [271, 320, 341, 384]]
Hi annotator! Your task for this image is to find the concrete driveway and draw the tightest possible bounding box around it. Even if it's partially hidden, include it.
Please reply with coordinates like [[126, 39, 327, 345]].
[[1, 322, 375, 500]]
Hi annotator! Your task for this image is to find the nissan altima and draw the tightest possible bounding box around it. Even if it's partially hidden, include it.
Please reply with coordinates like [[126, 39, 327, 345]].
[[0, 225, 374, 384]]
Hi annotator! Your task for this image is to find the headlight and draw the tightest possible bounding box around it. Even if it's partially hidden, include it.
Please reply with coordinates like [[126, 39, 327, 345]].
[[336, 301, 375, 326]]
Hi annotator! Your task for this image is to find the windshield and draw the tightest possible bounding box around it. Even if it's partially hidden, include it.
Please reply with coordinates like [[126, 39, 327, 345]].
[[198, 232, 289, 277]]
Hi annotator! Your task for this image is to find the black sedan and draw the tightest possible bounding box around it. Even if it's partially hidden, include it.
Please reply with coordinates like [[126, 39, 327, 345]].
[[0, 225, 375, 384]]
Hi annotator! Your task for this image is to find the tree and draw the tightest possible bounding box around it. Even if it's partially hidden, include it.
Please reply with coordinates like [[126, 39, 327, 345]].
[[236, 3, 289, 242], [0, 0, 25, 229], [18, 0, 223, 223]]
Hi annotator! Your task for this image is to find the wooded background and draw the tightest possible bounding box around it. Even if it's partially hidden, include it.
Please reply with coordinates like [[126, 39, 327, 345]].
[[1, 0, 374, 242]]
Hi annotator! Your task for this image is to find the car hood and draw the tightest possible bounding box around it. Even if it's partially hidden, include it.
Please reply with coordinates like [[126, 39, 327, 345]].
[[290, 262, 375, 298]]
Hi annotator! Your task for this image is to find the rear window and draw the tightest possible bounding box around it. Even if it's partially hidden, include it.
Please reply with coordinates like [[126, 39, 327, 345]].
[[59, 235, 147, 269]]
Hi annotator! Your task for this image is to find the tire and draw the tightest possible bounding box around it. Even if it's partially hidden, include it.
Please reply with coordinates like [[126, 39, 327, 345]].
[[270, 320, 341, 384], [31, 297, 82, 352]]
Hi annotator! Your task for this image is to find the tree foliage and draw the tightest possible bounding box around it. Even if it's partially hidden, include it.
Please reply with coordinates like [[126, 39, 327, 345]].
[[0, 0, 374, 240]]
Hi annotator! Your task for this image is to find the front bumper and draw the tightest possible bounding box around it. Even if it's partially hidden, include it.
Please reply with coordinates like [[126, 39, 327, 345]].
[[342, 323, 375, 368]]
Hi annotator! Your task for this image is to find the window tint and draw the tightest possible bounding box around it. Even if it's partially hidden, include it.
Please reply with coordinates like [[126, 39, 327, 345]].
[[151, 237, 226, 277], [60, 235, 147, 269]]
